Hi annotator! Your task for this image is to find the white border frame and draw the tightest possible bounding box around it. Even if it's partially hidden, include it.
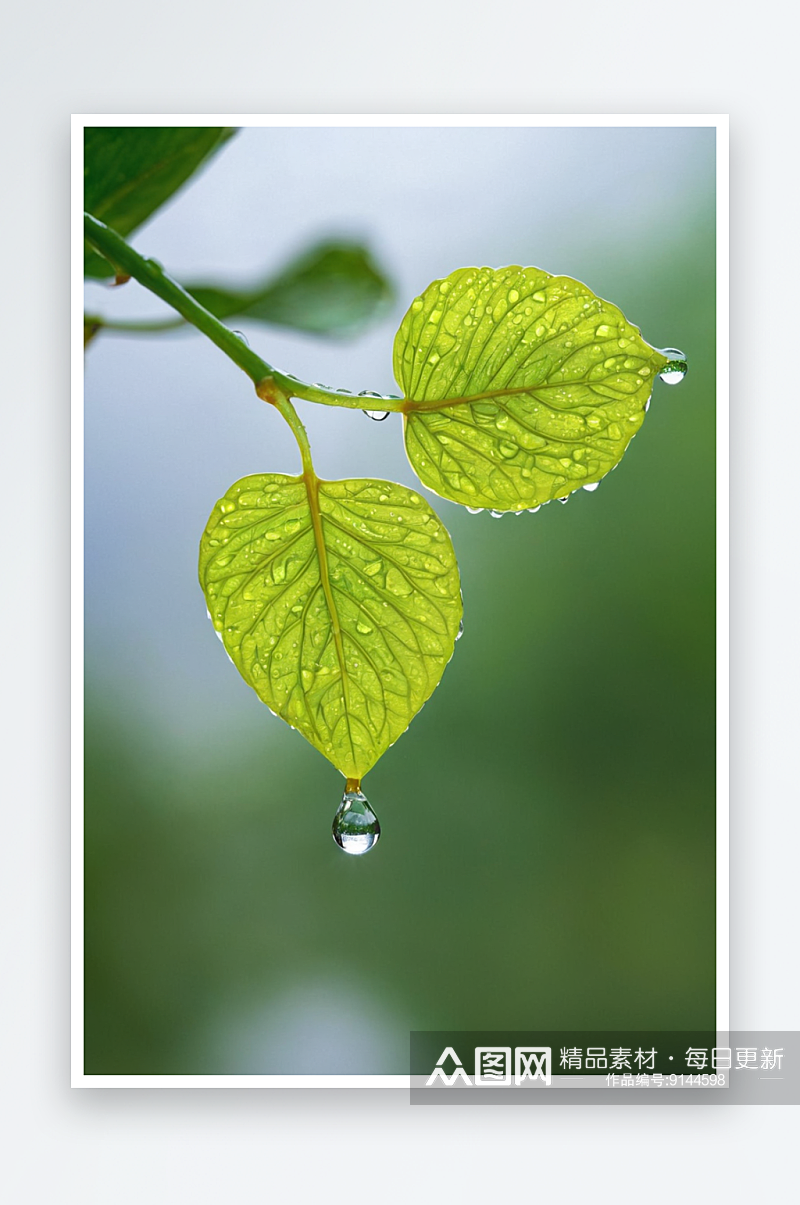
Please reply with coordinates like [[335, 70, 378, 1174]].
[[72, 113, 729, 1088]]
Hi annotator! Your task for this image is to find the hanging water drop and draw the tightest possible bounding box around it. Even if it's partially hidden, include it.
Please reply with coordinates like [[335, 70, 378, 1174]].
[[332, 784, 380, 855], [466, 506, 484, 515], [558, 495, 570, 504], [583, 482, 600, 492], [456, 618, 464, 641], [232, 330, 249, 346], [657, 348, 687, 385], [489, 509, 504, 518], [365, 410, 390, 421]]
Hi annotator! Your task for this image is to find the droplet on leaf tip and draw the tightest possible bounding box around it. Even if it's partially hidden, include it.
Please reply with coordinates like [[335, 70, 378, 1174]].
[[332, 788, 380, 856], [657, 347, 687, 385]]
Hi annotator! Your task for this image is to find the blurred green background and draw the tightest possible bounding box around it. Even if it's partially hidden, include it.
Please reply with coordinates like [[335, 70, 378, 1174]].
[[84, 126, 716, 1073]]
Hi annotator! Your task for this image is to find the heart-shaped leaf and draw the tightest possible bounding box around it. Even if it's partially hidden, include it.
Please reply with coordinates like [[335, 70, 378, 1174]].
[[395, 266, 670, 510], [185, 241, 393, 336], [199, 474, 462, 779], [84, 127, 235, 278]]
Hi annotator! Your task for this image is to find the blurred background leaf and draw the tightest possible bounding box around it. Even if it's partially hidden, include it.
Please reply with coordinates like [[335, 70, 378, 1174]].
[[185, 240, 393, 335], [84, 126, 236, 278]]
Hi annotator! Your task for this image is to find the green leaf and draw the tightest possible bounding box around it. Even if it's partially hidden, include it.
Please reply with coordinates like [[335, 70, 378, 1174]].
[[84, 126, 235, 278], [184, 241, 393, 336], [395, 266, 670, 511], [199, 474, 462, 780]]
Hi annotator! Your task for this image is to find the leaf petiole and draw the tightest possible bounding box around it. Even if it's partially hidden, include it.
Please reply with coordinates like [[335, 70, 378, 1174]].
[[82, 313, 187, 335], [255, 378, 315, 478]]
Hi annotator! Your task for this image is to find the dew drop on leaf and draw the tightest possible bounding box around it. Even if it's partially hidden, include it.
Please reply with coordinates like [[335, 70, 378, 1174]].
[[657, 348, 688, 385], [466, 506, 483, 515], [232, 330, 249, 345], [583, 482, 600, 492], [332, 787, 381, 855]]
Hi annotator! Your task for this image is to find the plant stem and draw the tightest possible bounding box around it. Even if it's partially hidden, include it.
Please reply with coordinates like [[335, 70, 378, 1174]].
[[85, 212, 275, 384], [82, 213, 406, 412], [83, 313, 186, 334]]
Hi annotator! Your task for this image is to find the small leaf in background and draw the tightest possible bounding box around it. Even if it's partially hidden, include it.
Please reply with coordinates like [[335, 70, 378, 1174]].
[[84, 127, 236, 278], [83, 317, 102, 348], [185, 241, 393, 336], [199, 475, 462, 780], [395, 266, 670, 511]]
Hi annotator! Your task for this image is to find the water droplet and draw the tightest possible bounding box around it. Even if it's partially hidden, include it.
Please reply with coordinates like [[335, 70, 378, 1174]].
[[232, 330, 249, 346], [365, 410, 390, 421], [490, 510, 504, 518], [527, 505, 541, 514], [583, 482, 600, 492], [657, 348, 688, 385], [456, 619, 464, 641], [466, 506, 483, 515], [558, 496, 570, 504], [332, 788, 380, 856]]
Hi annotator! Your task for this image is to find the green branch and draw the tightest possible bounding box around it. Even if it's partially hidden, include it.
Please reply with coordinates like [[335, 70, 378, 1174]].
[[85, 212, 276, 384], [83, 213, 405, 412]]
